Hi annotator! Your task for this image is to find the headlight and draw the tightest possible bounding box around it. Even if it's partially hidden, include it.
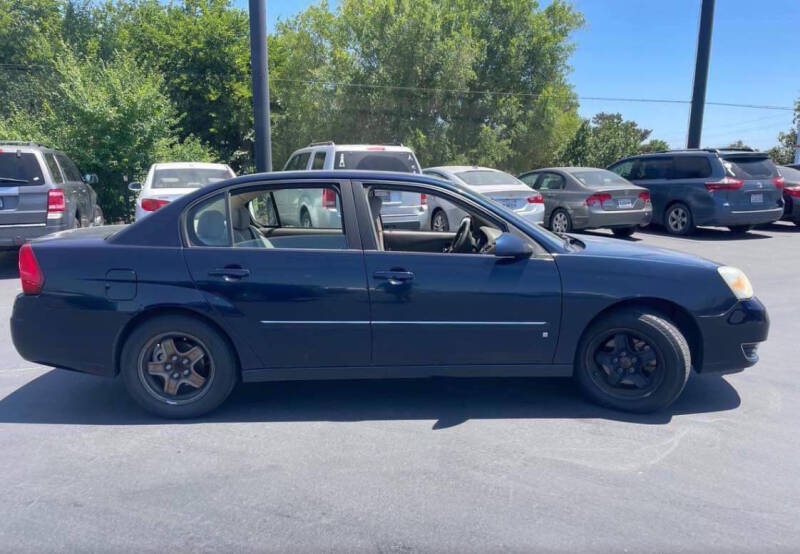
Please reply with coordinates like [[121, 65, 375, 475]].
[[717, 266, 753, 300]]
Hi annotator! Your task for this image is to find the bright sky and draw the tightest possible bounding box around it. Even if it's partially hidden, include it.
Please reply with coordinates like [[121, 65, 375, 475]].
[[237, 0, 799, 150]]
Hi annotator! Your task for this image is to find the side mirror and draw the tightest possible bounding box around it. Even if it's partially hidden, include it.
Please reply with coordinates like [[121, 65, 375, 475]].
[[494, 232, 533, 259], [128, 181, 141, 192], [85, 173, 99, 185]]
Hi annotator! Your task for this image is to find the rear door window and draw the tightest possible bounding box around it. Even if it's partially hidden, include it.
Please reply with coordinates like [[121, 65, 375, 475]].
[[311, 152, 326, 169], [0, 152, 44, 185], [538, 173, 565, 191], [518, 173, 540, 187], [56, 154, 83, 182], [44, 153, 64, 184], [609, 160, 637, 179], [722, 156, 778, 179], [634, 157, 672, 180], [672, 156, 712, 179]]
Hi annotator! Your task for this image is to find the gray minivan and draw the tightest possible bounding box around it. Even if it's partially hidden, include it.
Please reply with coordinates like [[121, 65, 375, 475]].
[[0, 141, 99, 248], [608, 149, 784, 235]]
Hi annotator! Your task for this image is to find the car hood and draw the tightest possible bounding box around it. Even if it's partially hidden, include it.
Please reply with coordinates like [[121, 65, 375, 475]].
[[567, 233, 719, 269]]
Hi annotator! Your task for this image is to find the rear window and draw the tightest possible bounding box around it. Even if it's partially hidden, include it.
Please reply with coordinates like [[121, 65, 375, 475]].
[[722, 156, 778, 179], [152, 168, 232, 189], [0, 152, 44, 184], [455, 170, 520, 186], [334, 150, 419, 173], [571, 169, 631, 188], [672, 156, 712, 179]]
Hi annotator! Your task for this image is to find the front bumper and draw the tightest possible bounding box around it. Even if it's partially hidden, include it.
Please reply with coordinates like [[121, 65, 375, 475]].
[[695, 297, 769, 374]]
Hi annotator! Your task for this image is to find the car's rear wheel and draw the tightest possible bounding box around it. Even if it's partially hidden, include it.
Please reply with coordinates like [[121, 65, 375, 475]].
[[550, 209, 572, 233], [611, 227, 636, 238], [665, 203, 695, 235], [728, 225, 753, 234], [121, 315, 237, 418], [575, 309, 690, 413], [300, 209, 313, 228], [431, 209, 449, 232]]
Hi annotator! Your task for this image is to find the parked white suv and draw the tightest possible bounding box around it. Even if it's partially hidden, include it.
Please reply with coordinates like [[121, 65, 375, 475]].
[[130, 162, 235, 221], [422, 166, 545, 231], [282, 142, 426, 229]]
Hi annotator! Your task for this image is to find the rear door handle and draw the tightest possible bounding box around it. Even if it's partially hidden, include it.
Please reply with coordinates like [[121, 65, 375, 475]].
[[209, 266, 250, 280], [373, 270, 414, 283]]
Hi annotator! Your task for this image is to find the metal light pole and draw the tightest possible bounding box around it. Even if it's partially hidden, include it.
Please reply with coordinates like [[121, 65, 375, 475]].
[[249, 0, 272, 172], [687, 0, 715, 149]]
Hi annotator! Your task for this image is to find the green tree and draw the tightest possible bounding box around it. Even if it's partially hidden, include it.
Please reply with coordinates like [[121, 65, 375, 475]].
[[0, 49, 216, 222], [557, 112, 661, 168], [767, 96, 798, 165]]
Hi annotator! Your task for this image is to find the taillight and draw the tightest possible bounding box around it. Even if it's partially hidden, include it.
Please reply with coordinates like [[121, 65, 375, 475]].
[[772, 176, 785, 189], [705, 177, 743, 191], [585, 193, 612, 206], [140, 198, 170, 212], [420, 193, 427, 206], [785, 187, 800, 198], [638, 191, 651, 203], [47, 188, 65, 217], [526, 192, 544, 204], [322, 188, 337, 208], [18, 243, 44, 295]]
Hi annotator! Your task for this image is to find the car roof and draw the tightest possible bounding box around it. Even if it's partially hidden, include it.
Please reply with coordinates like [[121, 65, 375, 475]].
[[150, 162, 231, 170], [0, 142, 62, 155], [426, 166, 508, 173], [523, 167, 605, 174], [299, 144, 414, 152]]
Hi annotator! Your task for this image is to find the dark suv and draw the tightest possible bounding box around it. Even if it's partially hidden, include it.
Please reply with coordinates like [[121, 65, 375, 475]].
[[0, 141, 99, 248], [608, 149, 784, 235]]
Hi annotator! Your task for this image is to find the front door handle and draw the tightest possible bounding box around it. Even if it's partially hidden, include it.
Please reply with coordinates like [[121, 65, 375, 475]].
[[209, 266, 250, 281], [373, 270, 414, 284]]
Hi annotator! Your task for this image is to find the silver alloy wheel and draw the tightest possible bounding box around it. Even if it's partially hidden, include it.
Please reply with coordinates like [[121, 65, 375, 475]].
[[432, 210, 449, 232], [551, 211, 569, 233], [667, 206, 688, 233]]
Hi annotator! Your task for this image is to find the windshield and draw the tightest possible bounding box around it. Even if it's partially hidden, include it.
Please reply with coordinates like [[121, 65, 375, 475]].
[[0, 152, 44, 184], [722, 156, 778, 179], [455, 170, 521, 186], [571, 169, 631, 188], [333, 150, 419, 173], [151, 167, 232, 189]]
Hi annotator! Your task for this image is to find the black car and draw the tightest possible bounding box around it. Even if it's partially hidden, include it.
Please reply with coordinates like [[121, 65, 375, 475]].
[[608, 149, 784, 235], [11, 171, 769, 418], [778, 165, 800, 224]]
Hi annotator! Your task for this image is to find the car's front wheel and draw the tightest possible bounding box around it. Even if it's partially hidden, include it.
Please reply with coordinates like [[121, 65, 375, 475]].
[[575, 309, 691, 413], [121, 315, 237, 418]]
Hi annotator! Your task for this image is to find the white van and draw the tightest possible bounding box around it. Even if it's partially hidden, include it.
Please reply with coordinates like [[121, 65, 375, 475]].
[[282, 142, 426, 229]]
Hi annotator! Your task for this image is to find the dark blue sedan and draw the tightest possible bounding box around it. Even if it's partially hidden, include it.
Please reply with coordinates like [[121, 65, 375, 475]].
[[11, 171, 769, 418]]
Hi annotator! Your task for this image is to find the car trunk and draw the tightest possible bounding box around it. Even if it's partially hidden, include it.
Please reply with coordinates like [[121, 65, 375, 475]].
[[588, 185, 648, 211], [0, 152, 49, 225], [471, 185, 532, 211], [720, 154, 782, 212]]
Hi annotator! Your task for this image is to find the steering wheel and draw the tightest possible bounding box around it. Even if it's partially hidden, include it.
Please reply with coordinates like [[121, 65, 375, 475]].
[[449, 216, 472, 253]]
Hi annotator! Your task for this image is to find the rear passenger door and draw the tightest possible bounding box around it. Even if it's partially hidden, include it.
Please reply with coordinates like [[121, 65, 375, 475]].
[[630, 157, 672, 222], [537, 172, 566, 221], [182, 180, 371, 372], [55, 154, 91, 227]]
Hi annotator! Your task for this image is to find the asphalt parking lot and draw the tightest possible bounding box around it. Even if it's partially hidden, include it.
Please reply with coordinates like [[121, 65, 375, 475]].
[[1, 223, 798, 552]]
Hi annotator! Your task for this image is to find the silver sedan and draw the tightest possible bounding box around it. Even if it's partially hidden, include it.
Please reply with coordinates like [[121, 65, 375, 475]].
[[422, 166, 545, 231], [518, 167, 652, 237]]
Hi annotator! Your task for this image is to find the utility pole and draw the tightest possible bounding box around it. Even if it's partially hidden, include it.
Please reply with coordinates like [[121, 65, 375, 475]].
[[687, 0, 715, 149], [249, 0, 272, 172]]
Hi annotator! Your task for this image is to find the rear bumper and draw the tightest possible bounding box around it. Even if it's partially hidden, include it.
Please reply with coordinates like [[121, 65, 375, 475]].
[[701, 206, 783, 227], [513, 204, 545, 225], [695, 297, 769, 374], [11, 293, 121, 377], [0, 223, 68, 249], [580, 207, 652, 230], [382, 210, 427, 230]]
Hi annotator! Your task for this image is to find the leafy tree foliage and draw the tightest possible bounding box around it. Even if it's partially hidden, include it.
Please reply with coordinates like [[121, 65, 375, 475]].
[[557, 112, 657, 168], [767, 96, 798, 165]]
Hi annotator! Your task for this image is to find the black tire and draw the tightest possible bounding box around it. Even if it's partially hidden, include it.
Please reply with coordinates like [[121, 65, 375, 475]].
[[300, 209, 313, 228], [611, 227, 636, 238], [431, 209, 450, 232], [728, 225, 753, 234], [121, 315, 237, 418], [664, 202, 695, 235], [549, 209, 572, 233], [574, 309, 691, 413]]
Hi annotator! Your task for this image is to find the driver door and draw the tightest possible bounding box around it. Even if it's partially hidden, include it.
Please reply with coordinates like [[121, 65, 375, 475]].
[[357, 182, 562, 366]]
